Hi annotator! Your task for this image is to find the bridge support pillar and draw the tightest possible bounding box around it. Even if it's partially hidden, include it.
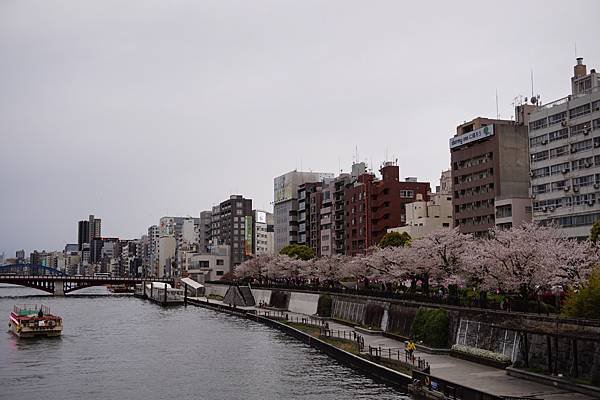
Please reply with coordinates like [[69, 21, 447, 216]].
[[54, 283, 65, 296]]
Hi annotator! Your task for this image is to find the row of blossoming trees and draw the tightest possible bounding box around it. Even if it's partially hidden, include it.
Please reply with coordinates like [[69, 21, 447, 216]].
[[234, 223, 599, 302]]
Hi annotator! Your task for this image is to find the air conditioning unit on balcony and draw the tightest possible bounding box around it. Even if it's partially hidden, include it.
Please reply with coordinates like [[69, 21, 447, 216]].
[[542, 206, 548, 212], [594, 183, 600, 189], [595, 142, 600, 148], [541, 139, 548, 145], [562, 121, 569, 127], [588, 200, 596, 206], [532, 194, 536, 199], [584, 129, 590, 136], [564, 186, 571, 192], [571, 148, 578, 153], [529, 171, 535, 177], [562, 168, 569, 174], [549, 206, 555, 212], [574, 187, 580, 192], [585, 162, 592, 168]]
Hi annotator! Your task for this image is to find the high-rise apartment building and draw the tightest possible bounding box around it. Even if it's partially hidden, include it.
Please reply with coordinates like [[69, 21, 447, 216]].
[[148, 225, 159, 276], [273, 170, 334, 252], [450, 115, 531, 234], [253, 210, 274, 255], [88, 214, 101, 242], [209, 195, 253, 267], [198, 211, 212, 252], [528, 58, 600, 238], [297, 182, 325, 256], [344, 162, 430, 255]]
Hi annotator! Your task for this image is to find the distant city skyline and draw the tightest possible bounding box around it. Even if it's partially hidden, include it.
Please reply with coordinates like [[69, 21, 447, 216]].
[[1, 1, 599, 254]]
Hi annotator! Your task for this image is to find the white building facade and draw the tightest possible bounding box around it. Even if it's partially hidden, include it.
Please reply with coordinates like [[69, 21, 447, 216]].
[[528, 58, 600, 238]]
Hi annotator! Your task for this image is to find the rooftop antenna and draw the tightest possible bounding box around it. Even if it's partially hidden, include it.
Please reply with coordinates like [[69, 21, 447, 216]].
[[338, 156, 341, 173], [495, 89, 499, 119], [385, 147, 388, 162], [575, 41, 577, 58], [530, 69, 534, 100]]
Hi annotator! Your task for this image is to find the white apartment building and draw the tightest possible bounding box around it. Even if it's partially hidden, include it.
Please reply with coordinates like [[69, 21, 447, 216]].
[[529, 58, 600, 238], [253, 210, 274, 255], [389, 171, 453, 238]]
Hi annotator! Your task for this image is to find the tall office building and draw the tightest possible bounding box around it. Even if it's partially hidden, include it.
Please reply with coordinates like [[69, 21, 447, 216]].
[[77, 220, 89, 250], [88, 214, 101, 242], [528, 58, 600, 237], [450, 114, 532, 234], [273, 170, 334, 253]]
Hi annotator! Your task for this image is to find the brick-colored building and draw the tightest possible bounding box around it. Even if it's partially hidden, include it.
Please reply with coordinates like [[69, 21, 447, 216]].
[[345, 162, 430, 255]]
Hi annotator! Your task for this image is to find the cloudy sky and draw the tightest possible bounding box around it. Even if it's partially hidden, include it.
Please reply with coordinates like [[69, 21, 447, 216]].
[[1, 1, 599, 255]]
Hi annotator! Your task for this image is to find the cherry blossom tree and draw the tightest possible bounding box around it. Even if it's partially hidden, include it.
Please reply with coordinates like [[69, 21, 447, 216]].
[[472, 223, 558, 299], [234, 254, 272, 280], [310, 255, 346, 286], [409, 228, 473, 291], [551, 237, 599, 288]]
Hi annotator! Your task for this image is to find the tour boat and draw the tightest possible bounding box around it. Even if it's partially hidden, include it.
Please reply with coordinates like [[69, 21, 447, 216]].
[[8, 304, 63, 338]]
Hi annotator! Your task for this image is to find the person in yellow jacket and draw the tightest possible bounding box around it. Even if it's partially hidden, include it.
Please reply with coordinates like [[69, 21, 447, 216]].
[[406, 339, 416, 361]]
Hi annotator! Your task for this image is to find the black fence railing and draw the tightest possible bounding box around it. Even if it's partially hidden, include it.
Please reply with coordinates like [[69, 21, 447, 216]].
[[321, 328, 365, 352], [368, 345, 429, 372]]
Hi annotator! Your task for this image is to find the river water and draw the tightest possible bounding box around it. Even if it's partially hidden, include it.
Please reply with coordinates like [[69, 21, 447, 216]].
[[0, 285, 410, 400]]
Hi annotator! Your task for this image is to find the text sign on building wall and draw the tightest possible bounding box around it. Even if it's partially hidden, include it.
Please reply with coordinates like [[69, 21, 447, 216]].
[[256, 211, 267, 224], [449, 125, 494, 149]]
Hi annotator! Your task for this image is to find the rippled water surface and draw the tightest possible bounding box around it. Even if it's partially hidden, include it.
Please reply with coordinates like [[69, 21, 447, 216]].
[[0, 285, 410, 400]]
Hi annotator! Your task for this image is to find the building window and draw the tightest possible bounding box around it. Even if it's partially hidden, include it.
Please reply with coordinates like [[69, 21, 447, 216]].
[[400, 190, 414, 198], [548, 128, 568, 142], [571, 139, 593, 153], [216, 259, 224, 265], [216, 270, 224, 276], [529, 134, 549, 147], [529, 118, 547, 131], [548, 111, 566, 126], [569, 103, 591, 119]]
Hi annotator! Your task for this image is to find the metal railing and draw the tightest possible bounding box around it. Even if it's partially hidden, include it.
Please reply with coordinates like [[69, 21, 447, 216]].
[[368, 345, 429, 372], [321, 329, 365, 352]]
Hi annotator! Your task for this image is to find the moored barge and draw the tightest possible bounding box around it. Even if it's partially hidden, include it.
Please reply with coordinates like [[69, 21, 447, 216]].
[[8, 304, 62, 338]]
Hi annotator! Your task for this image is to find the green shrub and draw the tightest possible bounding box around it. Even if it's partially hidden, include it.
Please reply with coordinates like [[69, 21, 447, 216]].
[[411, 307, 449, 348], [317, 294, 332, 317], [563, 269, 600, 320]]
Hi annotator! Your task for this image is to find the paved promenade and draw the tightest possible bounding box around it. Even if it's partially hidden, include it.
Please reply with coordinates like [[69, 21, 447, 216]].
[[194, 297, 593, 400]]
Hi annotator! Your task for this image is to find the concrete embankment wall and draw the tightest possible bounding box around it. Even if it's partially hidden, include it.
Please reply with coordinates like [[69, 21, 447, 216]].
[[251, 288, 272, 305], [288, 292, 320, 315], [204, 283, 229, 297]]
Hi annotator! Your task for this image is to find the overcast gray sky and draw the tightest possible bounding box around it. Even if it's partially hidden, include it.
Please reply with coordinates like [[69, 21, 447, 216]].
[[1, 0, 599, 255]]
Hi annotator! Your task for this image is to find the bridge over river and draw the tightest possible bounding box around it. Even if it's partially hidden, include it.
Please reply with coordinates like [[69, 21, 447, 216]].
[[0, 264, 173, 295]]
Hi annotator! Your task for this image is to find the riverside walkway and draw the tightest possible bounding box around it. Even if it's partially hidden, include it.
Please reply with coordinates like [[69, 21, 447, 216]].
[[191, 296, 594, 400]]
